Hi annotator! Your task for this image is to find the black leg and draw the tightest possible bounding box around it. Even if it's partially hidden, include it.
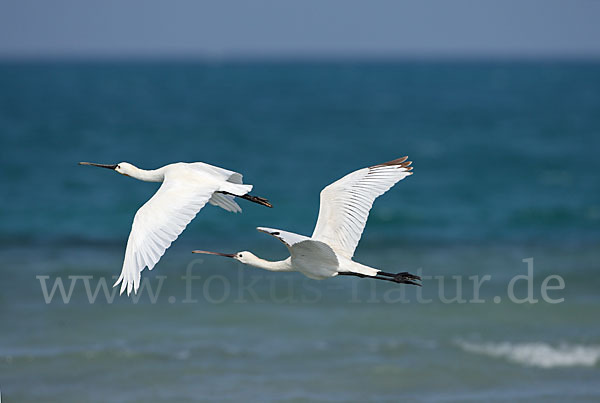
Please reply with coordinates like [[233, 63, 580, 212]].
[[338, 271, 421, 286], [338, 272, 368, 278], [219, 191, 273, 208]]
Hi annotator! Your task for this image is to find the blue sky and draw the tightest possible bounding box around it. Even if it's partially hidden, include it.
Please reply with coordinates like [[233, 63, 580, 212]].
[[1, 0, 599, 58]]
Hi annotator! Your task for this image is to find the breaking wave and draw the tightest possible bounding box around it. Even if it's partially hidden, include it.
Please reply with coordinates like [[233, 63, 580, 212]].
[[456, 340, 600, 368]]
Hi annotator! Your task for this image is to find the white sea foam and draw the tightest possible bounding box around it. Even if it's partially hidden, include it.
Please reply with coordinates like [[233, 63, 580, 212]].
[[456, 340, 600, 368]]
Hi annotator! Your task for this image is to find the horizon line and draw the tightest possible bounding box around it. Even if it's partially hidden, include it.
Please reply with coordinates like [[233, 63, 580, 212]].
[[1, 51, 600, 64]]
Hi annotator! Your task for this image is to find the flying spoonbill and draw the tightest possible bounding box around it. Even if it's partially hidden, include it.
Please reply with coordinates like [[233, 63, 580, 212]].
[[194, 157, 420, 286], [79, 161, 272, 295]]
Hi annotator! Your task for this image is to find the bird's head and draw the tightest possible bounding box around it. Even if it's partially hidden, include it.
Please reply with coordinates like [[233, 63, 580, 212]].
[[192, 250, 257, 264], [79, 161, 136, 177]]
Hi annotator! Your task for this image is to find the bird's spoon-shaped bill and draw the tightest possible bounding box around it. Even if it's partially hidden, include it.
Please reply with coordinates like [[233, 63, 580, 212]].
[[192, 250, 236, 258], [79, 161, 118, 169]]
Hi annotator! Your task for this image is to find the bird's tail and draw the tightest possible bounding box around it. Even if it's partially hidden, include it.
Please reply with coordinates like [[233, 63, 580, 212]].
[[339, 262, 379, 277], [218, 182, 273, 208], [218, 181, 252, 196]]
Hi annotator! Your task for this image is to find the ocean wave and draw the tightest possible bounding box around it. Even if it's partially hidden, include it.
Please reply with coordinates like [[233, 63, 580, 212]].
[[456, 340, 600, 368]]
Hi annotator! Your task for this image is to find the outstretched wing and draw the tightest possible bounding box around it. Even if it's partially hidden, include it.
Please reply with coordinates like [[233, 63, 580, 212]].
[[256, 227, 309, 250], [115, 171, 218, 295], [189, 161, 244, 184], [312, 156, 413, 258]]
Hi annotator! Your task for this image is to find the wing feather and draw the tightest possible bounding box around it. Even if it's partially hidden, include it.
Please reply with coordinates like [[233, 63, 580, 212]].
[[290, 240, 339, 280], [312, 157, 413, 258], [208, 192, 242, 213], [256, 227, 309, 250], [256, 227, 339, 280], [114, 171, 218, 295]]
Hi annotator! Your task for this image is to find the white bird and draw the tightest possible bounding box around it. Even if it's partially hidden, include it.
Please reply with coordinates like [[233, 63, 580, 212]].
[[79, 161, 272, 295], [194, 156, 420, 286]]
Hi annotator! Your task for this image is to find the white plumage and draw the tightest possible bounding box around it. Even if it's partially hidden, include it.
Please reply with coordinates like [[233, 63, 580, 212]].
[[312, 157, 414, 258], [80, 161, 271, 295], [194, 157, 421, 286]]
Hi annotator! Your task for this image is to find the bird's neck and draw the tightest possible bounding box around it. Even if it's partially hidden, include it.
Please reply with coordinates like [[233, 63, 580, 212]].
[[247, 256, 292, 272], [128, 167, 165, 182]]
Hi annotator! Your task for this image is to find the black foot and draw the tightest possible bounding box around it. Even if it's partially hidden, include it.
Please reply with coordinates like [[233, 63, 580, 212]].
[[378, 271, 422, 286], [244, 194, 273, 208]]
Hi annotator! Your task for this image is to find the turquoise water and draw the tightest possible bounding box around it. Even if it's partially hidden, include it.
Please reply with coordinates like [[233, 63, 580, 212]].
[[1, 61, 599, 402]]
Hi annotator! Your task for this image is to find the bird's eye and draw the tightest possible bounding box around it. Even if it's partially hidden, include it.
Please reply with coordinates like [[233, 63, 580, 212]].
[[117, 165, 121, 169], [238, 254, 243, 258]]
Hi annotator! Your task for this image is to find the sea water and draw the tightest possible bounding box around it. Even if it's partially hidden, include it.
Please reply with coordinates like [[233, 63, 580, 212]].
[[1, 60, 599, 402]]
